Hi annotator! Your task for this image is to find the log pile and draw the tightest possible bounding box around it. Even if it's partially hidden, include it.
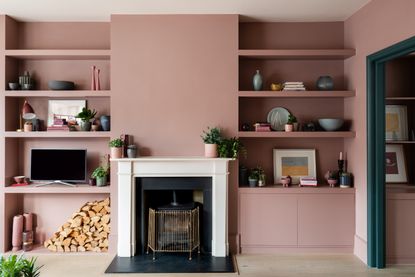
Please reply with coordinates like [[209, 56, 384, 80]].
[[44, 198, 110, 252]]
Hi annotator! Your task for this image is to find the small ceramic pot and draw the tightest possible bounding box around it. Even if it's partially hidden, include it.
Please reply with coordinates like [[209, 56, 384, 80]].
[[293, 122, 299, 131], [89, 178, 96, 186], [204, 144, 218, 158], [96, 176, 107, 187], [91, 124, 100, 132], [328, 178, 338, 187], [239, 166, 249, 186], [248, 178, 258, 187], [127, 145, 137, 158], [285, 124, 293, 132], [80, 121, 91, 131], [316, 76, 334, 91], [281, 176, 291, 187], [24, 122, 33, 132], [340, 173, 352, 188], [111, 147, 123, 159]]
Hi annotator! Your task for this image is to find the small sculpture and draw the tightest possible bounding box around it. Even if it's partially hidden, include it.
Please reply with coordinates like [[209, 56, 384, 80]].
[[281, 175, 291, 187]]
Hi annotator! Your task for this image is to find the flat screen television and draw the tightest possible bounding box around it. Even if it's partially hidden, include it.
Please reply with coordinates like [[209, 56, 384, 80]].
[[30, 149, 87, 185]]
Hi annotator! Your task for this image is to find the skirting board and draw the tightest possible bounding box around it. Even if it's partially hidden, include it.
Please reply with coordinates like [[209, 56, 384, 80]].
[[354, 234, 368, 264], [241, 246, 353, 254], [387, 256, 415, 265]]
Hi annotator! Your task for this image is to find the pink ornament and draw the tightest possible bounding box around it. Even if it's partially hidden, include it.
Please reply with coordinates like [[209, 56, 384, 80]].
[[95, 68, 101, 90], [91, 65, 96, 90], [12, 215, 23, 251]]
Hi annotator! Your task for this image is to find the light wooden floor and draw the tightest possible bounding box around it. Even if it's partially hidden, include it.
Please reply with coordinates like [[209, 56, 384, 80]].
[[21, 254, 415, 277]]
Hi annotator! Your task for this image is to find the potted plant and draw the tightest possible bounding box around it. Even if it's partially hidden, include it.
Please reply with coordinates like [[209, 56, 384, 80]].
[[201, 127, 222, 158], [325, 170, 338, 187], [0, 255, 43, 277], [109, 138, 124, 159], [92, 166, 109, 187], [76, 107, 97, 131], [248, 169, 259, 187], [218, 137, 247, 159], [257, 167, 266, 187], [285, 114, 297, 132]]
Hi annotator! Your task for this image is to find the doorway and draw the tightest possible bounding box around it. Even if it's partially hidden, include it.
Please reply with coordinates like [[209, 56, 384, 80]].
[[367, 35, 415, 268]]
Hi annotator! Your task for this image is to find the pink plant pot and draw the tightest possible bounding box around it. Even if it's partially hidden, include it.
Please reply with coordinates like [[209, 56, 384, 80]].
[[111, 147, 123, 159], [328, 179, 338, 187], [204, 144, 218, 158], [285, 124, 293, 132]]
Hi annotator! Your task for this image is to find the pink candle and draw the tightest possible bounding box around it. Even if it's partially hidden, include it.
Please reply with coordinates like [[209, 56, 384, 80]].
[[23, 213, 33, 231], [12, 215, 23, 251], [339, 152, 343, 160]]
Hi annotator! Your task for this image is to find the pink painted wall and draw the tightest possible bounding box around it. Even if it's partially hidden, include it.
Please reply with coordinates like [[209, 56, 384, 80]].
[[344, 0, 415, 263], [110, 15, 238, 250]]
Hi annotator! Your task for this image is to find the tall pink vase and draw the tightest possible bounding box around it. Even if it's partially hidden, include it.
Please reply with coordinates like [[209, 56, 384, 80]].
[[12, 215, 23, 251], [91, 65, 96, 90], [23, 213, 33, 231], [204, 144, 218, 158], [95, 68, 101, 90]]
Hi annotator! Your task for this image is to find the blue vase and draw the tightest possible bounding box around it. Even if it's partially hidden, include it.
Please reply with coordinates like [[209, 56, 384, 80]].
[[100, 115, 111, 131], [316, 76, 334, 90], [253, 70, 263, 91]]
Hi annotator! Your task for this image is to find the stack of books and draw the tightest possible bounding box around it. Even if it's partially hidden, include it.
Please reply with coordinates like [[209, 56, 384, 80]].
[[283, 82, 306, 91], [299, 176, 318, 186], [254, 122, 271, 132], [47, 125, 70, 132]]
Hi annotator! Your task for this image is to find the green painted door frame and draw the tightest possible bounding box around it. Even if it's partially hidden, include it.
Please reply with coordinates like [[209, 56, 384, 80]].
[[367, 35, 415, 268]]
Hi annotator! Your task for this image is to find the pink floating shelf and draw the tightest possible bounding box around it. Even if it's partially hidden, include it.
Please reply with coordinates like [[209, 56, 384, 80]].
[[4, 184, 111, 194], [238, 131, 356, 138], [239, 185, 355, 194], [239, 91, 355, 98], [5, 49, 110, 60], [4, 90, 111, 98], [4, 131, 112, 138], [238, 49, 356, 60]]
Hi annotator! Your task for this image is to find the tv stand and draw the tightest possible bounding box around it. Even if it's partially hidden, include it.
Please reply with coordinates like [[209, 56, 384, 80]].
[[35, 181, 77, 187]]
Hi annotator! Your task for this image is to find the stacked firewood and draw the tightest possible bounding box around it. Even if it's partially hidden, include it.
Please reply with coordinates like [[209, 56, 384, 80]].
[[44, 198, 110, 252]]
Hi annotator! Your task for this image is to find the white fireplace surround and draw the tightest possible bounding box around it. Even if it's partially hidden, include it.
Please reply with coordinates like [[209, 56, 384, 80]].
[[112, 157, 233, 257]]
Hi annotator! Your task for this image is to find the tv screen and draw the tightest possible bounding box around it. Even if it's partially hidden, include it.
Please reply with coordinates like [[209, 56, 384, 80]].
[[30, 149, 87, 183]]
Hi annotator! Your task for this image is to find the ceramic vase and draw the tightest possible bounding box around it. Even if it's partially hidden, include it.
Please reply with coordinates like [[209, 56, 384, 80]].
[[80, 121, 91, 131], [100, 115, 110, 131], [285, 124, 293, 132], [127, 146, 137, 158], [12, 215, 23, 251], [95, 68, 101, 90], [96, 176, 107, 187], [248, 178, 258, 187], [239, 166, 249, 186], [24, 122, 33, 132], [111, 147, 123, 159], [253, 70, 263, 91], [316, 75, 334, 90], [204, 144, 218, 158]]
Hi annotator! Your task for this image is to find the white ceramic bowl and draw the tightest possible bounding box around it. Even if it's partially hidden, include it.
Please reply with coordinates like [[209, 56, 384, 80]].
[[318, 118, 344, 131]]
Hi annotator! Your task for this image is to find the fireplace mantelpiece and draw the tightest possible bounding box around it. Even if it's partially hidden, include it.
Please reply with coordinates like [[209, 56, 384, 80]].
[[111, 157, 233, 257]]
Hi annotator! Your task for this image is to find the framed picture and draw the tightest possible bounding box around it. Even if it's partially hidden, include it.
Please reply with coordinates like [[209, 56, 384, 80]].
[[385, 144, 407, 183], [273, 149, 316, 184], [48, 100, 86, 126], [385, 105, 408, 141]]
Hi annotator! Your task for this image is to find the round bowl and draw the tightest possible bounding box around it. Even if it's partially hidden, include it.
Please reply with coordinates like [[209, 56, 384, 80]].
[[14, 176, 26, 184], [48, 80, 75, 90], [22, 83, 34, 90], [8, 82, 20, 90], [318, 118, 344, 131]]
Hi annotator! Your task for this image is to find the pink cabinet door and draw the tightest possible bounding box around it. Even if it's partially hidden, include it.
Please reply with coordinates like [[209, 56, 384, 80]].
[[387, 198, 415, 262], [297, 194, 354, 246], [240, 193, 297, 246]]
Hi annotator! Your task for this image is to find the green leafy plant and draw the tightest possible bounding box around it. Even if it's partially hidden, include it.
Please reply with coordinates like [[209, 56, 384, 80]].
[[249, 167, 264, 180], [287, 114, 297, 124], [218, 137, 247, 159], [92, 166, 109, 178], [328, 170, 338, 179], [76, 107, 97, 122], [109, 138, 123, 148], [201, 127, 222, 144], [0, 255, 43, 277]]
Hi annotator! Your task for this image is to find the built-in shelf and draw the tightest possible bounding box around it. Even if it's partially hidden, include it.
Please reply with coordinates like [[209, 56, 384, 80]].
[[4, 184, 111, 194], [238, 49, 356, 60], [3, 131, 112, 138], [239, 185, 355, 194], [5, 49, 110, 60], [386, 97, 415, 100], [4, 90, 111, 98], [238, 131, 356, 138], [386, 140, 415, 144], [239, 90, 355, 98], [5, 244, 107, 255]]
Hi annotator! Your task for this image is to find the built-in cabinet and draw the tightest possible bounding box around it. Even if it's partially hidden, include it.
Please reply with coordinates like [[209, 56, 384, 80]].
[[0, 16, 113, 253], [237, 22, 356, 253]]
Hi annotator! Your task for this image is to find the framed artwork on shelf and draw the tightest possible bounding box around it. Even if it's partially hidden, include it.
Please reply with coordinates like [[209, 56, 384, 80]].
[[273, 149, 316, 184], [385, 105, 408, 141], [385, 144, 407, 183], [47, 100, 86, 127]]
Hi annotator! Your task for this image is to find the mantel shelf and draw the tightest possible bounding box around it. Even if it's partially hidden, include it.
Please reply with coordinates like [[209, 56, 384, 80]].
[[3, 184, 111, 194], [3, 131, 112, 138], [238, 49, 356, 60], [239, 91, 355, 98], [4, 90, 111, 98], [238, 131, 356, 138], [5, 49, 110, 60]]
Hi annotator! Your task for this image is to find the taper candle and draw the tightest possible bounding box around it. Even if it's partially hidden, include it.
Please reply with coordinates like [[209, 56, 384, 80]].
[[23, 213, 33, 231], [339, 152, 343, 160]]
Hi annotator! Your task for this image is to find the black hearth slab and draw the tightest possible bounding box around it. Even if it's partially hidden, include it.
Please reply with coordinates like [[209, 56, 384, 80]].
[[105, 253, 236, 274]]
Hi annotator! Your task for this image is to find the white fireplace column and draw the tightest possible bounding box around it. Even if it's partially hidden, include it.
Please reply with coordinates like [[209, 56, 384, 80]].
[[112, 157, 233, 257]]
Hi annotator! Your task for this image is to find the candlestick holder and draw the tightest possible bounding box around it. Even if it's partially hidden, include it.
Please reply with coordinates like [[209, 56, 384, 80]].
[[338, 159, 345, 178]]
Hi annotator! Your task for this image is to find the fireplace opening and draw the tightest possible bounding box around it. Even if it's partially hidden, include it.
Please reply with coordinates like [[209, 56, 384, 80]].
[[135, 177, 212, 255]]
